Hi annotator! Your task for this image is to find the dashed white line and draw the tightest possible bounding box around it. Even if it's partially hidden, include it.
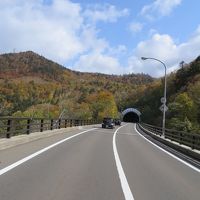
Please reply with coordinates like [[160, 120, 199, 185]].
[[134, 124, 200, 173], [113, 125, 135, 200], [0, 128, 97, 176]]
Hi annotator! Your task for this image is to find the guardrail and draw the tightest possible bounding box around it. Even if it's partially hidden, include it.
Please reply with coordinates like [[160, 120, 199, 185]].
[[0, 117, 98, 139], [139, 123, 200, 151]]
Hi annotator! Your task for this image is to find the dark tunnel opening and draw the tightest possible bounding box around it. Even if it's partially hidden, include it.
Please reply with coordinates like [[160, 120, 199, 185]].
[[123, 112, 140, 123]]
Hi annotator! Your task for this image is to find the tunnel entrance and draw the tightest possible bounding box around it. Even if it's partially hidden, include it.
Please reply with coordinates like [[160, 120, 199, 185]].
[[122, 108, 141, 123], [123, 112, 139, 123]]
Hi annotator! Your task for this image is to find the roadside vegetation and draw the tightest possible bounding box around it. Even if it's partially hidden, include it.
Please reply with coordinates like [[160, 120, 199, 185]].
[[136, 56, 200, 133]]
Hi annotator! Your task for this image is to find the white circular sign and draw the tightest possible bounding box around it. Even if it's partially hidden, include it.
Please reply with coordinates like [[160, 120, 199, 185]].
[[160, 97, 166, 103]]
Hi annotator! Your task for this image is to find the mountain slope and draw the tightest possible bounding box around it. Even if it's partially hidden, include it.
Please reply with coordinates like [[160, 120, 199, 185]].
[[0, 51, 74, 82], [0, 51, 154, 117], [135, 56, 200, 133]]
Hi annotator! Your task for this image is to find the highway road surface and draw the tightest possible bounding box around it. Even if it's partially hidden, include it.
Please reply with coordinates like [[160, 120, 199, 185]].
[[0, 123, 199, 200]]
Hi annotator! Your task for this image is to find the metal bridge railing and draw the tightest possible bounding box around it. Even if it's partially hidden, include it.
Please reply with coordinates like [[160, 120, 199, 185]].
[[139, 123, 200, 151], [0, 117, 98, 139]]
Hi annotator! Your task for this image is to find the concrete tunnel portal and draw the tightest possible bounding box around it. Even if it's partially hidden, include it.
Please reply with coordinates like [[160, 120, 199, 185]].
[[122, 108, 141, 123]]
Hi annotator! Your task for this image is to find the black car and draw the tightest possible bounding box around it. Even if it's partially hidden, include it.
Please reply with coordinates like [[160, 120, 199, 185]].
[[102, 117, 114, 129], [114, 119, 121, 126]]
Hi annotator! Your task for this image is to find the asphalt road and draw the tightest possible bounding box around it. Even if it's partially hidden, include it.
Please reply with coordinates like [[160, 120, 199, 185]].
[[0, 123, 199, 200]]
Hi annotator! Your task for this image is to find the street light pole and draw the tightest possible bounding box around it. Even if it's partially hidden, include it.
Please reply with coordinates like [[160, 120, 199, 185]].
[[141, 57, 167, 138]]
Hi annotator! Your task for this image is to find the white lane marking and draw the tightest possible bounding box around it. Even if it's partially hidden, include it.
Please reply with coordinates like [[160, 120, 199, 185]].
[[134, 124, 200, 173], [120, 133, 139, 136], [113, 124, 135, 200], [0, 128, 97, 176]]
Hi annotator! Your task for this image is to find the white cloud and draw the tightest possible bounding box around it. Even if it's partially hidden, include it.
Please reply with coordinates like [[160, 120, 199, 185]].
[[141, 0, 182, 20], [0, 0, 85, 62], [129, 22, 143, 34], [128, 26, 200, 77], [0, 0, 128, 66], [84, 3, 129, 23], [74, 53, 123, 74], [148, 29, 158, 36], [108, 45, 127, 57], [80, 25, 109, 54]]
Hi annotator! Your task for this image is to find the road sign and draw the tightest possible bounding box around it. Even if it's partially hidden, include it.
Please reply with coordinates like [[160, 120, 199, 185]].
[[159, 104, 168, 112], [160, 97, 166, 103]]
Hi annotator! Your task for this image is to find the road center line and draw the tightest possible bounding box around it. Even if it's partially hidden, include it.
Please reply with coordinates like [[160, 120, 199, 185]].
[[113, 124, 135, 200], [134, 124, 200, 173], [0, 128, 97, 176]]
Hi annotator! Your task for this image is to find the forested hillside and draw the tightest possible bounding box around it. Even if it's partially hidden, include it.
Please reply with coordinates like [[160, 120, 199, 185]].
[[1, 51, 200, 133], [0, 51, 153, 120], [136, 56, 200, 133]]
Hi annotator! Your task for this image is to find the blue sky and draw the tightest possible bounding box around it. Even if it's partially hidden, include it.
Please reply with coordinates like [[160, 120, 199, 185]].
[[0, 0, 200, 77]]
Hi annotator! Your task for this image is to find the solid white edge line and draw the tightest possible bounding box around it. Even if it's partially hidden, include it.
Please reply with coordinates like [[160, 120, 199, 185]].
[[0, 128, 97, 176], [139, 126, 200, 165], [113, 124, 135, 200], [134, 124, 200, 173]]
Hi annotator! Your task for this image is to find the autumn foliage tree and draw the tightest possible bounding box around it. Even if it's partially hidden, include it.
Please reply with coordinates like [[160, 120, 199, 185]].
[[86, 91, 118, 120], [167, 93, 195, 131]]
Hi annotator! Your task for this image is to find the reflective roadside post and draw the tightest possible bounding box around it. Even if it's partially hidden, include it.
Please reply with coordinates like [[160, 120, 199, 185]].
[[141, 57, 167, 138]]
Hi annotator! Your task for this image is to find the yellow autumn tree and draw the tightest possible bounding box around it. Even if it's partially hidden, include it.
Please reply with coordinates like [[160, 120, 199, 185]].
[[86, 91, 118, 120]]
